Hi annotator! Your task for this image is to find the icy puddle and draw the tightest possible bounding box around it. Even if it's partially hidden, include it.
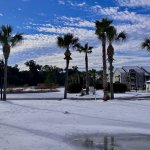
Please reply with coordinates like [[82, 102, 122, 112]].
[[68, 134, 150, 150]]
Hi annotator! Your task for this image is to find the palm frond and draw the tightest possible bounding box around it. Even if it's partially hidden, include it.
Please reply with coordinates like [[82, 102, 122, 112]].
[[64, 33, 74, 46], [11, 33, 23, 47], [72, 37, 79, 45], [87, 50, 92, 53], [57, 33, 79, 50], [74, 43, 81, 48], [57, 36, 64, 48], [142, 38, 150, 51], [89, 46, 93, 50], [0, 25, 23, 48], [116, 31, 127, 41], [0, 33, 7, 45], [95, 18, 113, 39], [76, 42, 93, 53], [1, 24, 12, 37], [106, 26, 117, 42]]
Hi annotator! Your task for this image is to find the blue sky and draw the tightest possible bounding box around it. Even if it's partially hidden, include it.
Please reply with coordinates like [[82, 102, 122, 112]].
[[0, 0, 150, 70]]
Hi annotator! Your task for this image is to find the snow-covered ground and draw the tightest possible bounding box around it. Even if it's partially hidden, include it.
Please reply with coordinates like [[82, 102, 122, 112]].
[[1, 89, 150, 149], [7, 87, 150, 99]]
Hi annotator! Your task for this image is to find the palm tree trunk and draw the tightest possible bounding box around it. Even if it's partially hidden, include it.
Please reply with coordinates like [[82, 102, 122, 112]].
[[64, 59, 69, 99], [77, 72, 80, 84], [3, 58, 7, 101], [109, 61, 114, 99], [85, 53, 89, 94], [102, 40, 109, 101]]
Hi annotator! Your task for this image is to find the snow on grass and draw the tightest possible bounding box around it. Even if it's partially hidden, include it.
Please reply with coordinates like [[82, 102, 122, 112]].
[[1, 98, 150, 150], [7, 87, 150, 99]]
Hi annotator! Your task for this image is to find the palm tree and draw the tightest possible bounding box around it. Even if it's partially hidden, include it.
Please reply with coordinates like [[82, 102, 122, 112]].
[[57, 33, 79, 99], [95, 18, 112, 101], [106, 26, 127, 99], [142, 38, 150, 51], [0, 25, 23, 100], [76, 43, 93, 94]]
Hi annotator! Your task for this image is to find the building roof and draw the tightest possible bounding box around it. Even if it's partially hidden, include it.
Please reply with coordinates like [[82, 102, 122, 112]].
[[141, 66, 150, 74], [114, 68, 126, 74], [122, 66, 144, 74]]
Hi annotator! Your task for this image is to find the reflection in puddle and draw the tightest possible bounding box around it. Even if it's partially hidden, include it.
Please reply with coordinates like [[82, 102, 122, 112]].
[[70, 134, 150, 150], [81, 136, 115, 150]]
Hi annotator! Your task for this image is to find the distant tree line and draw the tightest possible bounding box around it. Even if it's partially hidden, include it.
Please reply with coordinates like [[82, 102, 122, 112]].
[[0, 59, 103, 88]]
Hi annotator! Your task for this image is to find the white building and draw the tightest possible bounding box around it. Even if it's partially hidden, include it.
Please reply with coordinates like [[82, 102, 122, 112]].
[[113, 68, 127, 84], [146, 80, 150, 92], [113, 66, 146, 90]]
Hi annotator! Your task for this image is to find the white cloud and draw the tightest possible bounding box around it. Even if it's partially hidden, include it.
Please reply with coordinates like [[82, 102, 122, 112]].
[[36, 25, 96, 42], [22, 0, 30, 2], [78, 2, 86, 7], [67, 1, 86, 7], [116, 0, 150, 7], [58, 0, 65, 5], [77, 20, 94, 27], [91, 5, 119, 16], [18, 8, 22, 11], [17, 47, 102, 71], [91, 5, 147, 23], [57, 16, 94, 28], [0, 13, 3, 16], [90, 4, 150, 39], [38, 13, 47, 17], [10, 34, 57, 55]]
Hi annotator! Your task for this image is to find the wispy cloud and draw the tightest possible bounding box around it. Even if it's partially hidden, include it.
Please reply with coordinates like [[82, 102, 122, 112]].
[[67, 1, 86, 7], [18, 8, 22, 11], [9, 34, 57, 55], [58, 0, 87, 7], [0, 13, 3, 16], [91, 5, 147, 23], [58, 0, 65, 5], [116, 0, 150, 7], [90, 4, 150, 38], [38, 13, 47, 17], [22, 0, 30, 2], [16, 47, 102, 71], [57, 16, 94, 27], [36, 24, 96, 42]]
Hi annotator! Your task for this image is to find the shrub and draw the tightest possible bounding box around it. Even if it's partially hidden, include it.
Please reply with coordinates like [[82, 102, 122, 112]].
[[108, 83, 127, 93], [95, 81, 103, 90], [68, 83, 82, 93]]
